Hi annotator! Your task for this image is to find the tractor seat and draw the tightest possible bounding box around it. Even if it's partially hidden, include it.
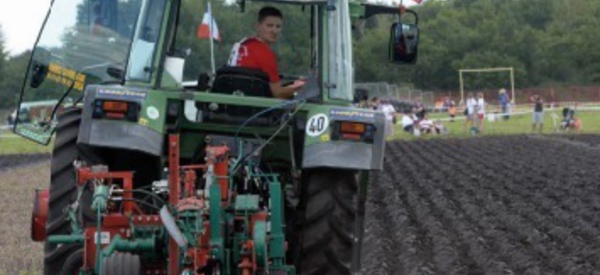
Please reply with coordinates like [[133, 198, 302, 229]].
[[202, 66, 277, 126], [211, 66, 272, 98]]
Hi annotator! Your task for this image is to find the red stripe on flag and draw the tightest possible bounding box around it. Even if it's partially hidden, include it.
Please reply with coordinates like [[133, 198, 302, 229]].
[[197, 24, 210, 39]]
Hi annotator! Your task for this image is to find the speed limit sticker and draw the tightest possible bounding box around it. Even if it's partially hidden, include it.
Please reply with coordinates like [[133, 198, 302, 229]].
[[306, 114, 329, 137]]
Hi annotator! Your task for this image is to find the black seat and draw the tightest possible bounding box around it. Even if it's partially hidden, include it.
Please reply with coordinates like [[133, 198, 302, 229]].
[[211, 66, 271, 98], [201, 66, 277, 125]]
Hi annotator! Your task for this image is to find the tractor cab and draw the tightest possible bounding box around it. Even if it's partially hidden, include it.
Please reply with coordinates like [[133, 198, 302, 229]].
[[14, 0, 418, 144]]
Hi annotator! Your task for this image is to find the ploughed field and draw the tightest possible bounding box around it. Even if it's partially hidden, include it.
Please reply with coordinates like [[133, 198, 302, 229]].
[[361, 135, 600, 275], [3, 135, 600, 274]]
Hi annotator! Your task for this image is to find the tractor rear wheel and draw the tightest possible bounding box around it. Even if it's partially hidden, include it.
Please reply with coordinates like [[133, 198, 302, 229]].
[[44, 107, 103, 275], [299, 169, 359, 275], [61, 249, 83, 275]]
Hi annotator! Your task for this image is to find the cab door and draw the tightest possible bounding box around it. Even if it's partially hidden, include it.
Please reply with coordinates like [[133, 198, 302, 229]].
[[14, 0, 139, 144]]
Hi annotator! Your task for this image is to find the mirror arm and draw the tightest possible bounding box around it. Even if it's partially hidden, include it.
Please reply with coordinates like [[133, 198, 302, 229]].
[[237, 0, 245, 12], [361, 4, 418, 24], [405, 9, 418, 25], [362, 5, 397, 19]]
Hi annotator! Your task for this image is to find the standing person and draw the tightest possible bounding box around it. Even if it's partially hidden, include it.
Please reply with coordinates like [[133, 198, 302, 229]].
[[476, 92, 486, 133], [499, 88, 510, 120], [413, 96, 426, 120], [447, 97, 456, 122], [463, 93, 477, 133], [381, 99, 397, 137], [532, 95, 544, 133], [228, 6, 305, 99]]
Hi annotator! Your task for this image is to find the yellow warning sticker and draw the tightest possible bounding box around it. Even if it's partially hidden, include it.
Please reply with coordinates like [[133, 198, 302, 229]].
[[47, 63, 86, 91], [320, 133, 330, 142]]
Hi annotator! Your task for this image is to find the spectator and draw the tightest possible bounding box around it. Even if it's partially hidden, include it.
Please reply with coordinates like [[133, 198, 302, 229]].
[[401, 112, 415, 133], [354, 94, 369, 109], [419, 114, 434, 135], [434, 119, 448, 135], [531, 95, 544, 133], [414, 96, 426, 120], [499, 88, 510, 120], [381, 99, 397, 137], [476, 92, 485, 133], [445, 96, 456, 122], [370, 97, 380, 111], [561, 106, 577, 130], [463, 92, 477, 133], [353, 88, 369, 108]]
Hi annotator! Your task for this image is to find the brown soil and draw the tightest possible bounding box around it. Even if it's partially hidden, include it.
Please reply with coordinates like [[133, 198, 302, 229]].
[[0, 161, 48, 274], [361, 135, 600, 274], [0, 153, 50, 172]]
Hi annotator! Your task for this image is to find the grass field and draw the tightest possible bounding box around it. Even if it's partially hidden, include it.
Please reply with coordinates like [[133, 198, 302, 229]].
[[1, 109, 600, 154], [0, 107, 52, 155], [0, 134, 52, 155], [391, 109, 600, 140]]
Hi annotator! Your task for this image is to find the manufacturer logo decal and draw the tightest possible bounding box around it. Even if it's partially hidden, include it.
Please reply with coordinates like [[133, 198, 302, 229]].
[[147, 106, 160, 120]]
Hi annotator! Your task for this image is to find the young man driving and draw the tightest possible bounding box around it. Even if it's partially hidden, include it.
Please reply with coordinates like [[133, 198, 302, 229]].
[[227, 7, 305, 99]]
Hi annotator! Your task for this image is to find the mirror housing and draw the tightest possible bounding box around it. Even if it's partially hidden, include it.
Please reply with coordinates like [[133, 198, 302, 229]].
[[30, 62, 49, 88], [29, 48, 51, 88], [389, 22, 419, 64]]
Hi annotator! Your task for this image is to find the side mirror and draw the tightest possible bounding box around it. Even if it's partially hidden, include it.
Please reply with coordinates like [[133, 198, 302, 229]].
[[30, 62, 49, 88], [389, 22, 419, 64], [29, 48, 51, 88]]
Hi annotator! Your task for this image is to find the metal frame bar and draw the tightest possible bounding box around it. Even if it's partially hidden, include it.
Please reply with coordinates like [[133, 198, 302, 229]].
[[459, 67, 515, 104]]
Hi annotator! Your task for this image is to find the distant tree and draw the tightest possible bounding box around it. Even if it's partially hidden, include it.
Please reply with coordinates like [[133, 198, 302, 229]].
[[0, 25, 9, 108], [0, 25, 32, 109], [1, 51, 32, 109], [0, 25, 7, 84]]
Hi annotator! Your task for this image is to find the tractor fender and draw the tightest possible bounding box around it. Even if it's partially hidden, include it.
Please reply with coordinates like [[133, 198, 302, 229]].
[[77, 85, 164, 156], [301, 106, 386, 170], [31, 188, 49, 242]]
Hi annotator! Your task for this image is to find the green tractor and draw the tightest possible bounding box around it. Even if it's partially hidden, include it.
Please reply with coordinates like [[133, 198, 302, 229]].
[[18, 0, 418, 274]]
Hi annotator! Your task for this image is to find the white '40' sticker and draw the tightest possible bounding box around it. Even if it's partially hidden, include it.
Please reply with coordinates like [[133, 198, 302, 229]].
[[306, 114, 329, 137]]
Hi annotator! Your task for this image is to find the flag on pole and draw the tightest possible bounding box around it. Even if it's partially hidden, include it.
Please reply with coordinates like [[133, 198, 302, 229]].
[[197, 3, 221, 41]]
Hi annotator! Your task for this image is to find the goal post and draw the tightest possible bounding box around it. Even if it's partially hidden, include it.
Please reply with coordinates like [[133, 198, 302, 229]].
[[459, 67, 515, 104]]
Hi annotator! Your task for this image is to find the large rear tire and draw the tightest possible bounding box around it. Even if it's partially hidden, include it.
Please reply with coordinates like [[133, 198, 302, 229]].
[[299, 169, 359, 275], [44, 107, 103, 275]]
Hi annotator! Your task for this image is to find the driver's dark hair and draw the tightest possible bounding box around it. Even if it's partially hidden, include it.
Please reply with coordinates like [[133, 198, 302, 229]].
[[258, 7, 282, 22]]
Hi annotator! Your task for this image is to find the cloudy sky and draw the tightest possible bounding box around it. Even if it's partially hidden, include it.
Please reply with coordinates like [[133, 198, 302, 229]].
[[0, 0, 51, 56], [0, 0, 417, 56]]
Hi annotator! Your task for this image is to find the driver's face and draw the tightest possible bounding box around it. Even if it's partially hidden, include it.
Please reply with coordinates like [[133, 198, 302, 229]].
[[256, 16, 282, 44]]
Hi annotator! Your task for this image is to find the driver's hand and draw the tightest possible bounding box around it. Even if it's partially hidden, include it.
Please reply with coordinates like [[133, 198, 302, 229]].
[[289, 79, 306, 90]]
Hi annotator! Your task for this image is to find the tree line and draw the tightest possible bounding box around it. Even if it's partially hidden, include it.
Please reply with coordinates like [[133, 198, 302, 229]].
[[1, 0, 599, 109]]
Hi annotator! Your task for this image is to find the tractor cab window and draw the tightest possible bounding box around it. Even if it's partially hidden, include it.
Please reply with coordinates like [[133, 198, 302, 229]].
[[127, 0, 168, 81], [173, 1, 314, 94], [15, 0, 153, 144], [327, 0, 353, 101]]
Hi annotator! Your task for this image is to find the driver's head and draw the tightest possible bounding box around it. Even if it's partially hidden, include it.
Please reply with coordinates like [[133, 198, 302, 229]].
[[256, 7, 282, 45]]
